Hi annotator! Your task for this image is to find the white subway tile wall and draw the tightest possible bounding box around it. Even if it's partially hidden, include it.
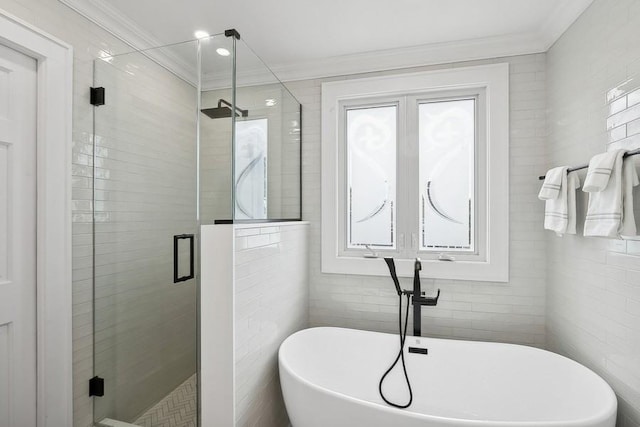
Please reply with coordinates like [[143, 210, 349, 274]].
[[234, 223, 309, 427], [284, 53, 548, 347], [547, 0, 640, 425]]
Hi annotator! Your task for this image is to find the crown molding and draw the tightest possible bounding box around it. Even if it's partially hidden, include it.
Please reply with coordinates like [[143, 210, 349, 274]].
[[266, 32, 547, 83], [59, 0, 197, 85], [538, 0, 594, 50], [200, 32, 546, 90], [59, 0, 593, 87]]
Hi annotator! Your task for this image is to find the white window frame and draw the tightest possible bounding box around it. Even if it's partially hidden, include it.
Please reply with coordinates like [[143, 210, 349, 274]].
[[321, 63, 509, 281]]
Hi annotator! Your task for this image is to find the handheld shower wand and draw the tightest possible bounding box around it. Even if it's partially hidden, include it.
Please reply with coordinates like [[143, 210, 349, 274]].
[[384, 257, 402, 296], [379, 257, 413, 409]]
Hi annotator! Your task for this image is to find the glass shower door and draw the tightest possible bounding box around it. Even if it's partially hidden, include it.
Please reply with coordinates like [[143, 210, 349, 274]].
[[92, 40, 200, 427]]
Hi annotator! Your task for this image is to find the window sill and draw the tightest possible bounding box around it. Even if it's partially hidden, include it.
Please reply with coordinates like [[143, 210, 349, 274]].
[[321, 254, 508, 282]]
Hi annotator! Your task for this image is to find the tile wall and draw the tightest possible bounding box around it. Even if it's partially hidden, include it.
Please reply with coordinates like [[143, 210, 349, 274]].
[[546, 0, 640, 425], [234, 223, 309, 427], [284, 54, 548, 347]]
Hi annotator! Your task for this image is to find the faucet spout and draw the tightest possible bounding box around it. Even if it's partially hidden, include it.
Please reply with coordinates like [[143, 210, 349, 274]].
[[411, 258, 441, 336]]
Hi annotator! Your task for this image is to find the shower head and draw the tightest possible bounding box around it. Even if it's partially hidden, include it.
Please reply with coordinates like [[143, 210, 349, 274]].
[[201, 98, 248, 119]]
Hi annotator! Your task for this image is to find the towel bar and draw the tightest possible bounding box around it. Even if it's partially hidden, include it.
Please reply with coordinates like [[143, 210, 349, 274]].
[[538, 148, 640, 180]]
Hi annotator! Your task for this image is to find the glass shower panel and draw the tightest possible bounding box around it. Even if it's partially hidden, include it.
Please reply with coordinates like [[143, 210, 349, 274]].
[[92, 39, 202, 426], [199, 38, 301, 222], [233, 39, 302, 221], [199, 35, 235, 223]]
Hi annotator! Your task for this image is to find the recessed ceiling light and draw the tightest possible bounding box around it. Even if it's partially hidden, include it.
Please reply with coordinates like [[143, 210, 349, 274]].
[[265, 99, 277, 107], [216, 48, 231, 57], [194, 30, 210, 39]]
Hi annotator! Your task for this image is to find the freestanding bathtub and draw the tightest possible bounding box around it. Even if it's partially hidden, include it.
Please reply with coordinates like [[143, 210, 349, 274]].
[[279, 327, 616, 427]]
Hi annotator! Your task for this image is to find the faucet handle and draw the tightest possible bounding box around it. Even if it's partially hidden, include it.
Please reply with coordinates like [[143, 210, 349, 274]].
[[420, 289, 441, 306]]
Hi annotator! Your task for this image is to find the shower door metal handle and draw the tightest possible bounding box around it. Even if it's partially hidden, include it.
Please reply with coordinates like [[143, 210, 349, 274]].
[[174, 234, 195, 283]]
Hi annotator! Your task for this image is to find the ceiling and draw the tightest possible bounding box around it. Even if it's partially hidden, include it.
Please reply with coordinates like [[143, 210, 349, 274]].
[[62, 0, 594, 82]]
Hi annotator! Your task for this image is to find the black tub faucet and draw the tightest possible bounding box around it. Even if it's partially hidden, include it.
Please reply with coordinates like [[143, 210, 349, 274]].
[[411, 258, 440, 337], [383, 257, 440, 337]]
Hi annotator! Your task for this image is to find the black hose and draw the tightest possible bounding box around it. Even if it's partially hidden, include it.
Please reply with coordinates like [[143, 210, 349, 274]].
[[378, 293, 413, 408]]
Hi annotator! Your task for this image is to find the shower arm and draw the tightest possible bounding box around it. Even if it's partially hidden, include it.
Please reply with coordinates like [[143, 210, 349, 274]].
[[218, 98, 248, 117]]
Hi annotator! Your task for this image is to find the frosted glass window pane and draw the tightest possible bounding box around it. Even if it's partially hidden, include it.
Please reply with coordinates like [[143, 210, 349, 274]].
[[235, 118, 268, 220], [346, 105, 396, 249], [419, 99, 475, 251]]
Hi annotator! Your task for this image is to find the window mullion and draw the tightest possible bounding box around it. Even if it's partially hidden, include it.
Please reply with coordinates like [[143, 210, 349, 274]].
[[397, 95, 412, 259], [404, 95, 420, 260]]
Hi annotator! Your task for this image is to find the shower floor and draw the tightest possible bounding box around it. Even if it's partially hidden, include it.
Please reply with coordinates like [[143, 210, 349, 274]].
[[133, 374, 197, 427]]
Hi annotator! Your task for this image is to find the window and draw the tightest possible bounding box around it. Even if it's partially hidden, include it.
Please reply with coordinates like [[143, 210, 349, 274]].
[[235, 118, 268, 220], [418, 98, 475, 252], [322, 64, 509, 281], [346, 104, 397, 249]]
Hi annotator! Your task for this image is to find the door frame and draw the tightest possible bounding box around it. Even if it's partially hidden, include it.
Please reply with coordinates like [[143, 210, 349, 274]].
[[0, 9, 73, 427]]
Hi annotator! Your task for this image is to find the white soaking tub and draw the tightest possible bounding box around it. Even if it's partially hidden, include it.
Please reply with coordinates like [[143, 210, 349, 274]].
[[279, 327, 616, 427]]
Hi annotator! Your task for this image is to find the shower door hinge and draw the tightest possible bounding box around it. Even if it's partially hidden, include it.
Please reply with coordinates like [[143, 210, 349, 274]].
[[89, 376, 105, 397], [224, 28, 241, 39], [90, 87, 105, 106]]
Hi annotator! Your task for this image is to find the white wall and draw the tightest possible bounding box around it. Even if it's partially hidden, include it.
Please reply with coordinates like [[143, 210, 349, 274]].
[[200, 222, 309, 427], [234, 223, 308, 426], [285, 54, 548, 347], [546, 0, 640, 426]]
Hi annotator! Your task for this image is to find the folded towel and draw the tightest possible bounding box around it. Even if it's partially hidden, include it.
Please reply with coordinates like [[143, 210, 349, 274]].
[[538, 166, 567, 200], [543, 170, 580, 236], [584, 152, 638, 237], [620, 157, 639, 237], [583, 150, 624, 192], [565, 172, 581, 235]]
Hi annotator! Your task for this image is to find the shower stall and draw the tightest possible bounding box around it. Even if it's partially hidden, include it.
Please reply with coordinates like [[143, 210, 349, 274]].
[[90, 30, 301, 427]]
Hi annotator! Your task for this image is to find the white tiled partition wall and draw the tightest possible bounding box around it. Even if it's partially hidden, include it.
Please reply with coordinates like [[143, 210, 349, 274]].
[[200, 222, 309, 426], [546, 0, 640, 425], [234, 223, 308, 426], [284, 53, 548, 347]]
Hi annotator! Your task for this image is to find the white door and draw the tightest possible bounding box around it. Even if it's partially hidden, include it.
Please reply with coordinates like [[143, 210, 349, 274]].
[[0, 43, 37, 427]]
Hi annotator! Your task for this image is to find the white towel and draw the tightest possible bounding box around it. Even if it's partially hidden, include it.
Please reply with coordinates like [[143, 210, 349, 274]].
[[565, 172, 581, 235], [543, 170, 580, 236], [620, 157, 639, 237], [538, 166, 567, 200], [583, 150, 623, 192], [584, 152, 639, 238]]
